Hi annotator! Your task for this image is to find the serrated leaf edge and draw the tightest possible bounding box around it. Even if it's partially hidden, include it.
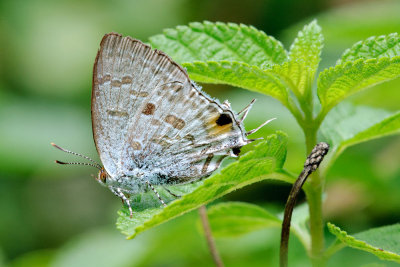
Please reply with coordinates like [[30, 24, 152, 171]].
[[318, 56, 400, 113], [150, 20, 288, 67], [182, 60, 290, 105], [339, 33, 400, 64], [327, 223, 400, 263]]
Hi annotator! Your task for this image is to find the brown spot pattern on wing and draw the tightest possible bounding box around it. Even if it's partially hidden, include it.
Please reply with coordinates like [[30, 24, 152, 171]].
[[111, 79, 122, 87], [184, 134, 195, 142], [142, 103, 156, 115], [130, 90, 149, 97], [165, 114, 185, 130], [102, 74, 112, 83], [107, 109, 129, 117], [201, 154, 214, 174], [151, 119, 162, 125], [130, 141, 142, 150], [122, 76, 133, 84]]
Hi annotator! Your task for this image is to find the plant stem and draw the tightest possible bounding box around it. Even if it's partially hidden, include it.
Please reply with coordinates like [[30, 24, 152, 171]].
[[199, 205, 224, 267], [280, 143, 329, 267], [303, 125, 326, 266], [286, 83, 329, 265], [307, 172, 325, 266], [323, 239, 346, 260]]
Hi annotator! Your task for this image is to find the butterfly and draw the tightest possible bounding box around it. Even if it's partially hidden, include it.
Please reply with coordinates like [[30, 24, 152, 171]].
[[53, 33, 274, 217]]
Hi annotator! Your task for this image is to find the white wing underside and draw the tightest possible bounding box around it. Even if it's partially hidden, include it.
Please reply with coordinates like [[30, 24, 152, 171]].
[[92, 33, 249, 186]]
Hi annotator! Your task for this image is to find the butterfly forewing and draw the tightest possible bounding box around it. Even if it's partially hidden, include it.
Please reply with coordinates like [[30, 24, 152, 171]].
[[92, 33, 249, 187]]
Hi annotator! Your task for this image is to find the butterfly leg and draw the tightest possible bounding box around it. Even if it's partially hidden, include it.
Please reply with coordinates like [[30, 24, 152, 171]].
[[162, 186, 181, 198], [110, 187, 133, 218], [146, 181, 167, 207]]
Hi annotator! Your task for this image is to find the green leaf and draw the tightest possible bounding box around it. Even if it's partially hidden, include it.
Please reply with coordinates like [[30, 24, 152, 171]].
[[340, 33, 400, 63], [182, 61, 289, 106], [149, 22, 293, 107], [319, 102, 400, 170], [328, 223, 400, 263], [287, 20, 323, 96], [317, 56, 400, 113], [149, 21, 288, 68], [206, 201, 311, 250], [340, 112, 400, 152], [206, 202, 281, 237], [117, 132, 293, 239]]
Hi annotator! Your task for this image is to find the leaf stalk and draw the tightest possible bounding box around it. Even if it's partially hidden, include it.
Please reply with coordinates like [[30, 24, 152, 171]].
[[199, 205, 224, 267]]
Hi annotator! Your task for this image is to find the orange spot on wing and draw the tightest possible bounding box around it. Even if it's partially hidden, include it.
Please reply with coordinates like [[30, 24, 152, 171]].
[[207, 113, 233, 135]]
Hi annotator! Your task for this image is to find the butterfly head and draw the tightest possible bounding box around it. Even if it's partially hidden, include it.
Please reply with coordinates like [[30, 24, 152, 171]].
[[97, 167, 110, 185]]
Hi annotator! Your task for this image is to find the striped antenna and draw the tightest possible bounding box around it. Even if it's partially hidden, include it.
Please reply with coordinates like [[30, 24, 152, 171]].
[[55, 160, 102, 170], [51, 142, 102, 169]]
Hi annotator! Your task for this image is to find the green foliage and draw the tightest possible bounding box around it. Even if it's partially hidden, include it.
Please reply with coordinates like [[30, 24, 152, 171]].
[[206, 202, 281, 237], [340, 33, 400, 63], [117, 20, 400, 266], [150, 21, 292, 107], [149, 21, 288, 67], [328, 223, 400, 263], [207, 201, 311, 250], [320, 103, 400, 171], [117, 132, 293, 239], [318, 57, 400, 114], [182, 61, 290, 105], [287, 20, 323, 97]]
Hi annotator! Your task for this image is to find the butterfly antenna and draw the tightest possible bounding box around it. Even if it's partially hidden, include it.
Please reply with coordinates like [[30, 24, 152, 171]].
[[51, 142, 102, 169], [55, 160, 102, 170], [238, 99, 256, 123], [246, 118, 276, 136]]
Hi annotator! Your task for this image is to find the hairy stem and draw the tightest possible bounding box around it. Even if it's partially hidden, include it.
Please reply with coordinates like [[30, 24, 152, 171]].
[[199, 205, 224, 267]]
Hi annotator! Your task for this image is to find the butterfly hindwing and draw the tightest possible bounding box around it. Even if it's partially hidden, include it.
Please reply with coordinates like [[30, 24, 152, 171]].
[[92, 33, 188, 177], [92, 33, 249, 187]]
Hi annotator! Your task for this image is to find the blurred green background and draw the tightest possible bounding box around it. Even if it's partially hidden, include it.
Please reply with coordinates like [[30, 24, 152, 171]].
[[0, 0, 399, 266]]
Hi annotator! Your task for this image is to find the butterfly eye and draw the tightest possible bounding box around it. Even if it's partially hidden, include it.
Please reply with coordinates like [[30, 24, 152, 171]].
[[98, 169, 107, 183]]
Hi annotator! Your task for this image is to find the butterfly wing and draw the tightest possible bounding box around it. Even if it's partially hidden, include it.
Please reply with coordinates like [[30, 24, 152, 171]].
[[92, 33, 250, 184]]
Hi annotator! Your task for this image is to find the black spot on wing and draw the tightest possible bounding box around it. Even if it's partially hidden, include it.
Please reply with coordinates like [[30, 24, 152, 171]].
[[232, 147, 241, 156], [216, 113, 232, 126]]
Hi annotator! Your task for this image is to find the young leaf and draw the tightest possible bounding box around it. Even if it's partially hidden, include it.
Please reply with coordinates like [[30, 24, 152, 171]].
[[206, 202, 281, 237], [328, 223, 400, 263], [117, 132, 293, 239], [287, 20, 323, 97], [149, 21, 288, 68], [182, 61, 289, 106], [206, 201, 311, 250], [319, 102, 400, 171], [317, 57, 400, 114], [340, 33, 400, 63]]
